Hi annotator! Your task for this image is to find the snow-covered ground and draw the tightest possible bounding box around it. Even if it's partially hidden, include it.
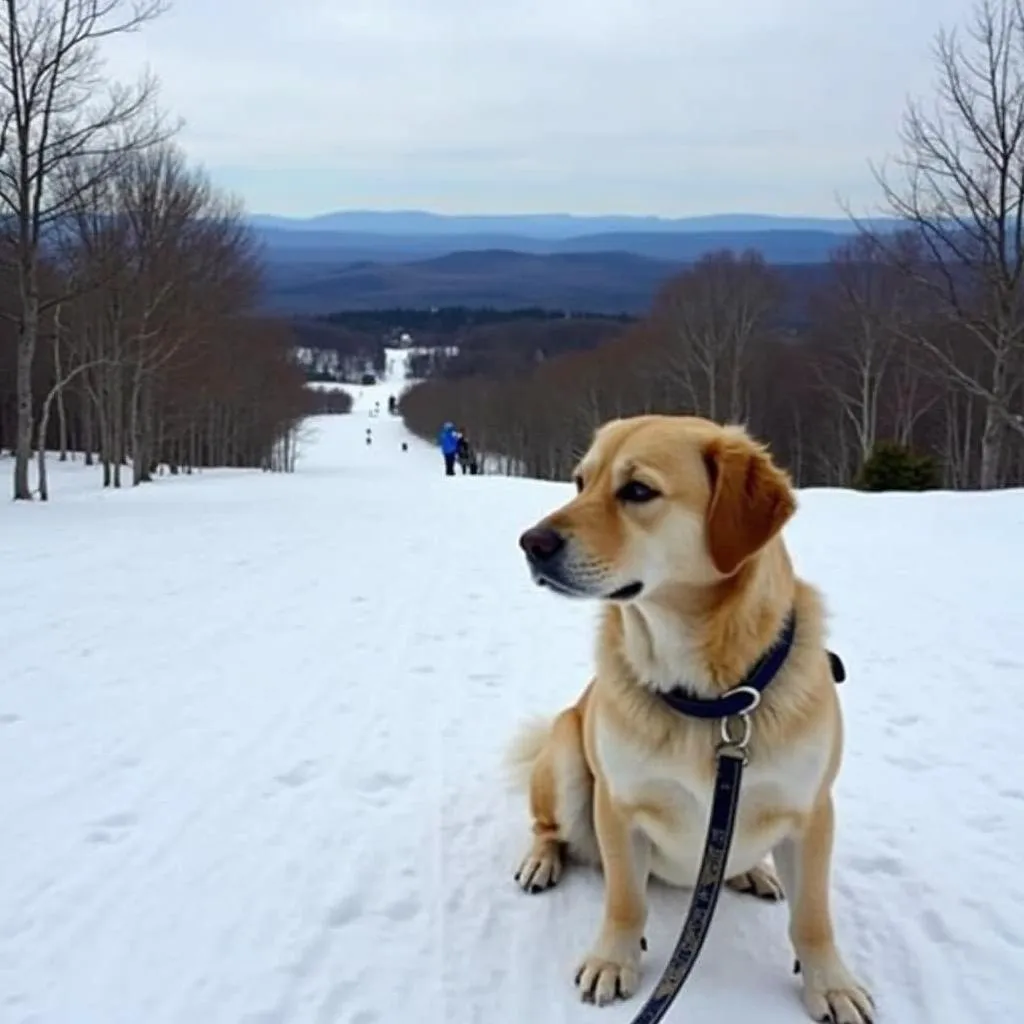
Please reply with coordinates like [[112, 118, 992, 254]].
[[2, 354, 1022, 1023]]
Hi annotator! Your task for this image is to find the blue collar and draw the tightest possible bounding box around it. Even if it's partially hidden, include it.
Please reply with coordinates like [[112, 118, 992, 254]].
[[657, 612, 797, 720]]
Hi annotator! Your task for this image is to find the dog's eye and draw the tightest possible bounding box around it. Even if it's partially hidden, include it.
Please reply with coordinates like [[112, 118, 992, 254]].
[[617, 480, 660, 503], [573, 475, 584, 493]]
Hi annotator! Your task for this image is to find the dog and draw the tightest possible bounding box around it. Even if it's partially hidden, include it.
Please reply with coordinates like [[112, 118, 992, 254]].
[[507, 414, 873, 1024]]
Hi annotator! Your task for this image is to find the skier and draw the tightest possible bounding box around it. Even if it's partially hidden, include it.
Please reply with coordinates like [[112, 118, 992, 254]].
[[438, 421, 460, 476], [456, 433, 471, 474]]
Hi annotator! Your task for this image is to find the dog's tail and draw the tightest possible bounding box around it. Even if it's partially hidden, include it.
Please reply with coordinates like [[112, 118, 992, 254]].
[[502, 716, 552, 793]]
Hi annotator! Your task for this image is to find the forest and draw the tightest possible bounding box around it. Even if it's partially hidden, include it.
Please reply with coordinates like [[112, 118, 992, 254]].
[[0, 0, 311, 500]]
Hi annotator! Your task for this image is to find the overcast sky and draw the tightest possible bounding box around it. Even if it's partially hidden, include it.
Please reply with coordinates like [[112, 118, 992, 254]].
[[104, 0, 972, 219]]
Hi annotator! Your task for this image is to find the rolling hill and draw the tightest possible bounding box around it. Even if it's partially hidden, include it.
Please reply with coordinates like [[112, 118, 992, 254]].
[[252, 209, 886, 314], [248, 210, 897, 237], [259, 248, 834, 317]]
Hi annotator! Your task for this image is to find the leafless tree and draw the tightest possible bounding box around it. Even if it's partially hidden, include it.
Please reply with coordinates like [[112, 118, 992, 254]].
[[810, 235, 937, 464], [652, 251, 783, 422], [34, 299, 105, 498], [873, 0, 1024, 486], [57, 144, 264, 487], [117, 146, 260, 484], [0, 0, 171, 499]]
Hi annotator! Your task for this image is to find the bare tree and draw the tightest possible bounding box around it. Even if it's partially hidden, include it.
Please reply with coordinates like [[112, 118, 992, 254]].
[[873, 0, 1024, 487], [809, 236, 936, 465], [114, 145, 260, 484], [34, 302, 105, 499], [59, 145, 263, 486], [0, 0, 170, 499], [652, 251, 783, 422]]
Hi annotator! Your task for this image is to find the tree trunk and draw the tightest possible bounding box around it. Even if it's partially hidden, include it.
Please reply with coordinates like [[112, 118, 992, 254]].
[[36, 386, 58, 503], [57, 383, 69, 461], [979, 402, 1003, 489], [13, 291, 38, 500], [112, 370, 123, 488], [52, 320, 69, 462], [130, 366, 144, 485], [83, 394, 94, 466], [137, 384, 154, 483]]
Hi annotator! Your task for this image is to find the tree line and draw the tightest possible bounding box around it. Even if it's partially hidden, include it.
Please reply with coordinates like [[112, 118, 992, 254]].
[[290, 307, 635, 386], [402, 0, 1024, 491], [0, 0, 311, 500]]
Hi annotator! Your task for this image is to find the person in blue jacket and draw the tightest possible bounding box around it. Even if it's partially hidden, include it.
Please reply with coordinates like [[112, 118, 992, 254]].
[[438, 421, 460, 476]]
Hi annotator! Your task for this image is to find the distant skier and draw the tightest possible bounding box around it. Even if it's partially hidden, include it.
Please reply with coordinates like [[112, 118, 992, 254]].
[[456, 433, 478, 475], [401, 442, 408, 452], [366, 428, 372, 446], [438, 421, 459, 476]]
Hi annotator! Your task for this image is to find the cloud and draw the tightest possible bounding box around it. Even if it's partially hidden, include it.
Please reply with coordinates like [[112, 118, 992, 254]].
[[102, 0, 971, 216]]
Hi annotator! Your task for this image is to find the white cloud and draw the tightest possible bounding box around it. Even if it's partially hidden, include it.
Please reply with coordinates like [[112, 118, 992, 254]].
[[100, 0, 973, 216]]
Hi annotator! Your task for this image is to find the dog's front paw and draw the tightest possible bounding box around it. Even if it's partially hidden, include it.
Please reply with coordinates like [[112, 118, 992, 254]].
[[574, 946, 641, 1006], [727, 862, 785, 902], [514, 839, 562, 893], [799, 961, 874, 1024]]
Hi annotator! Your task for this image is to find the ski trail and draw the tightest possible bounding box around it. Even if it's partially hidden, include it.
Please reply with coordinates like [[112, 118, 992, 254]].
[[1, 348, 1021, 1022]]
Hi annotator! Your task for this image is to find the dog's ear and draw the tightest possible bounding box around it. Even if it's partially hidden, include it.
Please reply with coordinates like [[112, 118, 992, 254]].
[[703, 429, 796, 576]]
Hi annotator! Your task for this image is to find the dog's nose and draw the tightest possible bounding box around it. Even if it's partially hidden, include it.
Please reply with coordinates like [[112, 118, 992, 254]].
[[519, 526, 565, 562]]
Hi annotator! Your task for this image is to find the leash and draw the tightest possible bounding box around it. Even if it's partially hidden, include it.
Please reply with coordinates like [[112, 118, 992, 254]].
[[623, 616, 846, 1023], [625, 711, 752, 1024]]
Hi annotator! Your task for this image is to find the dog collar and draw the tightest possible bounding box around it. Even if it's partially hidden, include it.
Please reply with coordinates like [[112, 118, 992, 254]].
[[658, 612, 797, 720]]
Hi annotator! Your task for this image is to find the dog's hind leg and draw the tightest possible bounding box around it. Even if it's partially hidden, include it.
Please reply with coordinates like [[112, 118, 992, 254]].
[[506, 701, 596, 894]]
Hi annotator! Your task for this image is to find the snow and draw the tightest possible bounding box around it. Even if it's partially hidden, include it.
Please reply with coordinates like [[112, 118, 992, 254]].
[[2, 349, 1023, 1023]]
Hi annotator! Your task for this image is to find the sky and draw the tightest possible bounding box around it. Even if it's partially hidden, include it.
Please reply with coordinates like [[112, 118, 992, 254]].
[[103, 0, 974, 220]]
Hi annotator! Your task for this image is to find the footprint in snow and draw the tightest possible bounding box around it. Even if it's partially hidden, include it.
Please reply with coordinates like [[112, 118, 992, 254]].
[[382, 892, 421, 922], [326, 892, 364, 928], [350, 1011, 380, 1024], [85, 811, 138, 845], [358, 770, 412, 795], [846, 852, 905, 878], [275, 760, 319, 788]]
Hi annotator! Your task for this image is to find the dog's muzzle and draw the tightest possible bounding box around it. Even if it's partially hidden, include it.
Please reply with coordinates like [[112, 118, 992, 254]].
[[518, 526, 580, 594], [518, 526, 643, 601], [519, 526, 565, 564]]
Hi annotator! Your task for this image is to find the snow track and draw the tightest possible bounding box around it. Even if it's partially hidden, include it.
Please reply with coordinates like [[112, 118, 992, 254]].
[[1, 353, 1022, 1022]]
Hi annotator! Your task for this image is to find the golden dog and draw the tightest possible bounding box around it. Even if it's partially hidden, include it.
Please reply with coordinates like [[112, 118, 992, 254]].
[[508, 415, 873, 1024]]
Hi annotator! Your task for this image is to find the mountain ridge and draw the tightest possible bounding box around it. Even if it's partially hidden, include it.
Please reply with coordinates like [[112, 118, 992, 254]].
[[249, 209, 899, 238], [260, 247, 834, 317], [250, 209, 890, 315]]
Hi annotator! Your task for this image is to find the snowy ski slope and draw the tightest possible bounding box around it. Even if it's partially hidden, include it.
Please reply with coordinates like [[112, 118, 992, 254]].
[[1, 349, 1022, 1023]]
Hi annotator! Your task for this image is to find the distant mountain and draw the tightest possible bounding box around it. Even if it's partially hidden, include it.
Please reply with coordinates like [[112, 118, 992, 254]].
[[259, 248, 835, 317], [253, 227, 865, 266], [249, 209, 899, 238], [250, 209, 891, 314], [260, 249, 676, 315]]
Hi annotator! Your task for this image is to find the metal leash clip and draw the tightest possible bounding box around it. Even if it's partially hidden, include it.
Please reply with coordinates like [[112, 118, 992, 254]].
[[716, 684, 761, 763]]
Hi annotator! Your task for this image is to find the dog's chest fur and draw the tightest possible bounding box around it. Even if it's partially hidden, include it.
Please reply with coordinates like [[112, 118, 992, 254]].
[[593, 712, 829, 886]]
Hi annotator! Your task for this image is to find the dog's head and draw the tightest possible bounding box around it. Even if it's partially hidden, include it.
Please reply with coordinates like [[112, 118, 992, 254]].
[[518, 415, 796, 602]]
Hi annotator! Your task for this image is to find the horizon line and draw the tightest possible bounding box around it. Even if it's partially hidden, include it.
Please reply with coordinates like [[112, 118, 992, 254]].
[[246, 208, 898, 223]]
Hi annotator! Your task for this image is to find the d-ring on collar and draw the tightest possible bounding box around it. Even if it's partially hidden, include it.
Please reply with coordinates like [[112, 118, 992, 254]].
[[657, 612, 797, 721]]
